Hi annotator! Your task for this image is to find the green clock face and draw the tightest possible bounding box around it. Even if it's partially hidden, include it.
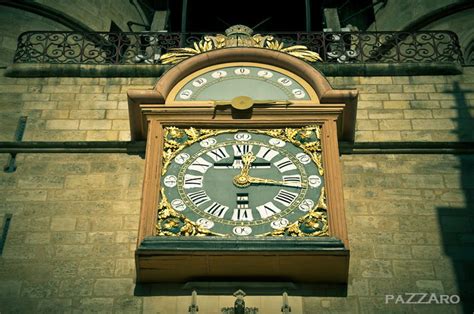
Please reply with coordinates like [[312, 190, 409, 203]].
[[160, 128, 325, 236], [172, 64, 312, 102]]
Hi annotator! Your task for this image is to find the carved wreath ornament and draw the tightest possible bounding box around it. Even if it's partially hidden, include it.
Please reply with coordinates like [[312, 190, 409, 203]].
[[160, 24, 322, 64]]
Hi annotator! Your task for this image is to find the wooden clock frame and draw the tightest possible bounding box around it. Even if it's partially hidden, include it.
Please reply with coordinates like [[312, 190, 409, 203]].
[[128, 48, 358, 284]]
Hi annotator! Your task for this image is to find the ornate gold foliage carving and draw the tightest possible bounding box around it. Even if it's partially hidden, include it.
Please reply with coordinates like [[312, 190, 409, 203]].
[[156, 189, 224, 236], [160, 24, 322, 64]]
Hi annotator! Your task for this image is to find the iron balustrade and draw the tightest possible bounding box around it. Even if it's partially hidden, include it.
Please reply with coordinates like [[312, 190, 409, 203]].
[[13, 30, 464, 65]]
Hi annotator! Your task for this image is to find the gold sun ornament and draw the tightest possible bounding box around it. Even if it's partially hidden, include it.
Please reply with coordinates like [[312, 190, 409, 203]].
[[159, 24, 322, 64]]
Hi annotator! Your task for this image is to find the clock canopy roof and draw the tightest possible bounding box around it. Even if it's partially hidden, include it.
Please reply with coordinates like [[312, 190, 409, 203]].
[[127, 47, 358, 141]]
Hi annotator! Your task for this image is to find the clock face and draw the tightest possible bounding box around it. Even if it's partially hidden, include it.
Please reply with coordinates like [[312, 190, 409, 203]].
[[159, 127, 326, 236], [170, 63, 313, 102]]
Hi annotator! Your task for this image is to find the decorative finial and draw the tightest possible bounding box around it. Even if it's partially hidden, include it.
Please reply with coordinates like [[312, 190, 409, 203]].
[[225, 24, 254, 36]]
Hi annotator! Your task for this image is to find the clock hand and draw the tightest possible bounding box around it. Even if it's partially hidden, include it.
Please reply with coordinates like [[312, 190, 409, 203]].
[[233, 152, 256, 187], [213, 96, 293, 110], [247, 176, 305, 188]]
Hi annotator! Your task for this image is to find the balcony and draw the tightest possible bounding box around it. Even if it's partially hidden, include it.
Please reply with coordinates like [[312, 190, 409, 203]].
[[7, 30, 465, 77]]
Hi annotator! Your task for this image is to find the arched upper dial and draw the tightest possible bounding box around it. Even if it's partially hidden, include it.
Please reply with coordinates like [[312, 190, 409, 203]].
[[167, 62, 317, 103]]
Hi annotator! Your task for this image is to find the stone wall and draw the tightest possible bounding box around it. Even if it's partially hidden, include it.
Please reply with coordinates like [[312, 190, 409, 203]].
[[0, 67, 473, 313], [1, 68, 473, 143], [0, 6, 69, 67]]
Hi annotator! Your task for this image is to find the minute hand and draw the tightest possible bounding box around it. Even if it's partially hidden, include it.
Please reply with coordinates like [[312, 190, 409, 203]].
[[247, 176, 304, 188]]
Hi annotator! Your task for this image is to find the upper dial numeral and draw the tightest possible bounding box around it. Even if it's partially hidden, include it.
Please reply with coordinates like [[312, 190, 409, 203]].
[[292, 88, 306, 99], [278, 77, 293, 86], [179, 89, 193, 99], [192, 77, 207, 87], [196, 218, 214, 229], [175, 153, 190, 164], [211, 70, 227, 78], [171, 199, 186, 211], [296, 152, 311, 164], [257, 70, 273, 78], [269, 138, 286, 147], [234, 68, 250, 75], [164, 175, 177, 187]]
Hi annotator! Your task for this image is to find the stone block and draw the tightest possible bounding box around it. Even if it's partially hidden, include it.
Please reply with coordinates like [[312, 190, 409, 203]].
[[392, 260, 435, 279], [0, 280, 22, 297], [356, 120, 379, 131], [46, 119, 79, 130], [78, 259, 115, 277], [360, 93, 390, 101], [415, 280, 445, 293], [42, 85, 81, 93], [402, 84, 436, 93], [400, 131, 433, 141], [80, 85, 104, 93], [93, 278, 134, 296], [115, 258, 135, 277], [69, 109, 105, 119], [403, 109, 432, 119], [59, 278, 95, 297], [107, 93, 126, 101], [359, 259, 393, 278], [75, 298, 114, 312], [86, 130, 119, 140], [373, 244, 412, 259], [106, 109, 129, 119], [360, 77, 392, 84], [379, 120, 411, 130], [78, 100, 117, 109], [368, 110, 404, 119], [65, 174, 105, 189], [51, 232, 87, 244], [79, 120, 111, 130], [37, 298, 72, 312], [24, 232, 51, 244], [377, 85, 402, 93], [410, 100, 440, 109], [389, 93, 415, 100], [373, 131, 401, 141], [75, 94, 107, 101], [5, 190, 47, 201], [411, 119, 455, 130], [383, 100, 410, 109], [87, 231, 115, 243], [17, 175, 64, 189], [111, 120, 129, 130], [40, 110, 69, 119], [90, 216, 122, 231], [55, 244, 93, 258], [50, 217, 77, 231], [23, 101, 57, 110]]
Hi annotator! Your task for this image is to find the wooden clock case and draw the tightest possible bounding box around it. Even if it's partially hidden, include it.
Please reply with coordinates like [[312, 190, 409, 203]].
[[127, 47, 358, 284]]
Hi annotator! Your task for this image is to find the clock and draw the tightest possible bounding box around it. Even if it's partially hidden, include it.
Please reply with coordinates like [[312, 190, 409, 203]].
[[156, 125, 328, 237], [130, 50, 355, 283], [166, 62, 317, 104]]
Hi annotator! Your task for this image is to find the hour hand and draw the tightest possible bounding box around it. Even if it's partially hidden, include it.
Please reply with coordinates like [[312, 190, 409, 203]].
[[247, 176, 304, 188]]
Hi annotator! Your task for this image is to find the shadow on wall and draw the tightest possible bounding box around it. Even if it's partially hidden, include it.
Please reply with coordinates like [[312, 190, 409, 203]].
[[437, 81, 474, 313]]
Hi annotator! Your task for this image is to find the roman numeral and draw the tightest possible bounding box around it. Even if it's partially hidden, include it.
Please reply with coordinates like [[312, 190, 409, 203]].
[[206, 147, 229, 162], [256, 146, 279, 161], [232, 144, 253, 156], [188, 157, 213, 173], [204, 202, 229, 218], [274, 157, 297, 173], [187, 190, 210, 206], [274, 189, 299, 206], [231, 208, 254, 221], [283, 175, 302, 187], [183, 174, 204, 189], [256, 202, 281, 219]]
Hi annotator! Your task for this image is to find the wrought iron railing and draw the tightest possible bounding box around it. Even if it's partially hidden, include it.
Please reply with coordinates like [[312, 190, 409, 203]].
[[13, 30, 464, 65]]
